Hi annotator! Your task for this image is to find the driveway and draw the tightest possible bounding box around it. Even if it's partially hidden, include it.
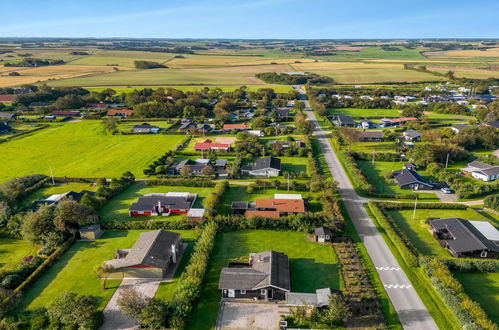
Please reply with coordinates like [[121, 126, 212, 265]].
[[216, 301, 282, 330]]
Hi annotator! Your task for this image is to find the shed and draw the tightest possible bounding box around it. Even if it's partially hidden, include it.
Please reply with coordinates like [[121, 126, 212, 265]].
[[314, 227, 332, 243], [79, 225, 104, 241], [188, 208, 205, 221]]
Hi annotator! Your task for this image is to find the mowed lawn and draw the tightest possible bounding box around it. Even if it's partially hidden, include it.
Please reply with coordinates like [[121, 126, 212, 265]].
[[187, 230, 341, 330], [87, 85, 294, 93], [386, 208, 490, 257], [18, 230, 198, 311], [0, 239, 40, 272], [20, 182, 98, 209], [98, 183, 212, 222], [0, 121, 184, 182], [454, 272, 499, 324], [329, 108, 400, 119]]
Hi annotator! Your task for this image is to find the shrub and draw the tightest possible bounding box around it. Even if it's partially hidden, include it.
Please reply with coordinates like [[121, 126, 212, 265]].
[[1, 274, 22, 289], [484, 194, 499, 212], [203, 180, 229, 218]]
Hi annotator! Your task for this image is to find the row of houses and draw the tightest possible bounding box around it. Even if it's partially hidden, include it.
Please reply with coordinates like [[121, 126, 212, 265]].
[[332, 115, 417, 128]]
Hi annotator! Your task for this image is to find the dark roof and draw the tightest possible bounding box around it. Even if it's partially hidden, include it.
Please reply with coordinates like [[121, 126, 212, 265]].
[[232, 201, 249, 210], [275, 109, 290, 116], [252, 157, 281, 171], [429, 218, 499, 253], [0, 112, 15, 120], [403, 129, 421, 138], [175, 159, 206, 172], [314, 227, 332, 236], [485, 121, 499, 129], [134, 123, 159, 129], [335, 115, 355, 124], [218, 251, 291, 291], [358, 131, 383, 139], [130, 194, 195, 212], [468, 161, 495, 170], [109, 230, 181, 269], [451, 123, 470, 130], [393, 169, 432, 187], [0, 122, 11, 133]]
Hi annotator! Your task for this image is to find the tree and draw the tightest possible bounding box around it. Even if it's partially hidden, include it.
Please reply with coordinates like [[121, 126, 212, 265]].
[[94, 263, 114, 290], [201, 165, 215, 176], [102, 117, 119, 133], [139, 298, 169, 328], [180, 165, 192, 177], [22, 205, 62, 246], [117, 288, 149, 321], [321, 294, 351, 326], [54, 198, 98, 232], [47, 292, 99, 329]]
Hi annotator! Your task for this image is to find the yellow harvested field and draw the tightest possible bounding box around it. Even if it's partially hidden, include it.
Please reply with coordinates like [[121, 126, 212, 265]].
[[0, 64, 133, 88], [427, 48, 499, 58], [69, 50, 174, 67], [166, 54, 314, 68], [428, 66, 499, 79]]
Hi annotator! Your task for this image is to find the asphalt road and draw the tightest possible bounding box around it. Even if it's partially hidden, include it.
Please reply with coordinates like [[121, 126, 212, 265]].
[[294, 86, 438, 330]]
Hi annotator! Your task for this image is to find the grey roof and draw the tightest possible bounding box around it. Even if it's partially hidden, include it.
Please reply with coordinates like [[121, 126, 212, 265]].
[[252, 157, 281, 171], [286, 288, 333, 307], [0, 122, 11, 133], [429, 218, 499, 253], [0, 112, 15, 119], [218, 251, 290, 291], [175, 159, 206, 172], [485, 121, 499, 129], [107, 230, 181, 269], [358, 131, 383, 139], [130, 195, 195, 212], [134, 123, 159, 129], [451, 123, 470, 130], [314, 227, 332, 236], [232, 201, 249, 210], [335, 115, 355, 124], [215, 159, 228, 167], [403, 129, 421, 138], [468, 161, 493, 170], [393, 169, 432, 188], [480, 166, 499, 176]]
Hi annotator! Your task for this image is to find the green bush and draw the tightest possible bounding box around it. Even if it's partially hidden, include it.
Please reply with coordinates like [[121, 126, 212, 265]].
[[438, 258, 499, 273], [145, 178, 215, 187], [484, 194, 499, 212], [1, 274, 22, 289], [203, 181, 229, 218]]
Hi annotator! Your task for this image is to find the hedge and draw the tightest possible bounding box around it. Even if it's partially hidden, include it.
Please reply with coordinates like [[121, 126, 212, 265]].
[[376, 202, 467, 210], [438, 258, 499, 273], [101, 219, 199, 230], [484, 194, 499, 212], [145, 178, 215, 187], [420, 257, 498, 330], [368, 202, 419, 267], [202, 180, 229, 217], [0, 124, 49, 145]]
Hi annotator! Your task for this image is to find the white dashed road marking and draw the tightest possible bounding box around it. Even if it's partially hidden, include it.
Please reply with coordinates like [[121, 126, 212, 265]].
[[376, 266, 401, 271], [384, 284, 413, 289]]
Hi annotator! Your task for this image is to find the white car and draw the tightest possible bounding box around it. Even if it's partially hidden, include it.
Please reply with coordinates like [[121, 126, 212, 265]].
[[441, 188, 452, 194]]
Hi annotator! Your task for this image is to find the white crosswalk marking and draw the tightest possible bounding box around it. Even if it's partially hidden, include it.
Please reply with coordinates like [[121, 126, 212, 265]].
[[376, 266, 401, 271], [384, 284, 413, 289]]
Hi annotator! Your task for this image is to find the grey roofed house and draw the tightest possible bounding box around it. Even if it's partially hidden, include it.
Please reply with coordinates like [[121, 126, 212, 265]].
[[215, 159, 228, 167], [286, 288, 337, 307], [275, 108, 290, 117], [314, 226, 332, 237], [402, 129, 421, 141], [393, 168, 433, 190], [219, 251, 291, 300], [357, 130, 384, 141], [175, 159, 207, 173], [450, 123, 470, 133], [133, 123, 160, 133], [333, 115, 355, 127], [0, 122, 11, 134], [485, 121, 499, 129], [105, 230, 182, 278], [253, 157, 281, 171], [129, 193, 196, 216], [428, 218, 499, 259]]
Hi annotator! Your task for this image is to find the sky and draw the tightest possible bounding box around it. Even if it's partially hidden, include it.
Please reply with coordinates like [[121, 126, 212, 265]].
[[0, 0, 498, 39]]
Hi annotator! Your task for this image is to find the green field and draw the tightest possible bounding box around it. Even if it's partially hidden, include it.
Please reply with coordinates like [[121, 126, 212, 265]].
[[0, 121, 185, 182], [98, 183, 211, 222], [0, 239, 40, 272], [187, 230, 340, 330], [18, 230, 197, 311], [454, 272, 499, 324], [386, 208, 489, 257], [84, 85, 294, 93], [329, 108, 400, 118]]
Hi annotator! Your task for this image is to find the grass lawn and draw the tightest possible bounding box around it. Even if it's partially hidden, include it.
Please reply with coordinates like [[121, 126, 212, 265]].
[[386, 208, 489, 257], [0, 239, 40, 272], [0, 121, 185, 182], [347, 141, 398, 153], [98, 183, 212, 222], [116, 120, 176, 132], [329, 108, 400, 119], [217, 185, 322, 215], [86, 85, 294, 93], [187, 230, 341, 330], [357, 160, 439, 200], [453, 272, 499, 324], [20, 182, 97, 209], [18, 230, 197, 311]]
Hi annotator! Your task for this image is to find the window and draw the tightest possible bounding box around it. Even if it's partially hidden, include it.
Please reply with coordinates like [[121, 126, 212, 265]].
[[261, 289, 267, 295], [240, 290, 246, 294], [481, 251, 488, 258], [325, 235, 330, 240]]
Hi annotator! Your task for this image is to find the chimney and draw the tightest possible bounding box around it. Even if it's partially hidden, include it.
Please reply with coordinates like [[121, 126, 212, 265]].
[[171, 244, 177, 263]]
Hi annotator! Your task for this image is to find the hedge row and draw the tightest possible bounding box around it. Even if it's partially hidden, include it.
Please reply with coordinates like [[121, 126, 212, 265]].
[[101, 219, 198, 230], [438, 258, 499, 273], [202, 180, 229, 217], [53, 176, 100, 183], [484, 194, 499, 212], [143, 135, 192, 175], [0, 124, 49, 145], [368, 202, 419, 267], [347, 150, 401, 162], [420, 257, 498, 330], [338, 150, 376, 195], [376, 202, 467, 210], [145, 178, 215, 187], [170, 222, 218, 329]]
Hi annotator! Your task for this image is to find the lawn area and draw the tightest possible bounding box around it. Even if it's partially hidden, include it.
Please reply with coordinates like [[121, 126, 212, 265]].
[[329, 108, 400, 119], [217, 185, 322, 215], [0, 239, 40, 272], [386, 208, 490, 257], [453, 272, 499, 324], [348, 141, 398, 153], [0, 121, 185, 182], [86, 85, 294, 93], [98, 183, 212, 222], [17, 230, 197, 311], [187, 230, 341, 330], [116, 120, 176, 132], [357, 160, 439, 200], [20, 182, 97, 209]]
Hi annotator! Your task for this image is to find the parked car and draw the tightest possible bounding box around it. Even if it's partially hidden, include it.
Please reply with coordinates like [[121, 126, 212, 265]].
[[441, 187, 452, 194]]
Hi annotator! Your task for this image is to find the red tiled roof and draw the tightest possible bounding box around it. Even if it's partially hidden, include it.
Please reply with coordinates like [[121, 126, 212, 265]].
[[107, 109, 134, 116], [223, 123, 248, 129], [255, 198, 305, 213], [0, 95, 16, 103], [52, 111, 80, 116]]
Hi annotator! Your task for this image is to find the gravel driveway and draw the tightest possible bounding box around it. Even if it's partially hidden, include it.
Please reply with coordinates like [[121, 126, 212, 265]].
[[217, 301, 281, 330]]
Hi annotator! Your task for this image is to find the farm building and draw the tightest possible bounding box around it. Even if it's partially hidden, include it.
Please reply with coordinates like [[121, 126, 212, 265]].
[[241, 156, 281, 177], [193, 139, 231, 151], [392, 164, 433, 190], [232, 193, 305, 219], [428, 218, 499, 259], [105, 230, 182, 278], [461, 161, 499, 182], [314, 227, 332, 243], [79, 225, 104, 241], [132, 123, 160, 133], [107, 109, 134, 117], [128, 192, 197, 216], [218, 250, 291, 300]]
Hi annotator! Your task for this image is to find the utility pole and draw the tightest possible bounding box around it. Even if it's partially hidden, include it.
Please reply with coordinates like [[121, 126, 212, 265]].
[[412, 195, 418, 220], [372, 149, 375, 165], [445, 153, 449, 169], [262, 146, 265, 157], [287, 173, 290, 191], [49, 166, 55, 185]]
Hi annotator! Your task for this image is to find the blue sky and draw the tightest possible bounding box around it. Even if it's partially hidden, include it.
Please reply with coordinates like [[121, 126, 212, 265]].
[[0, 0, 498, 38]]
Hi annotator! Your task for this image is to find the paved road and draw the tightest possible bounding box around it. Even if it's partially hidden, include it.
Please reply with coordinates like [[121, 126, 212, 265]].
[[294, 86, 438, 330]]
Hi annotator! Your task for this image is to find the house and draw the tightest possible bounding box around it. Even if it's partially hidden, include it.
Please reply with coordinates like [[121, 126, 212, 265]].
[[241, 157, 281, 177], [0, 112, 16, 121], [232, 194, 305, 218], [175, 158, 227, 174], [0, 95, 16, 103], [275, 108, 290, 118], [314, 227, 332, 243], [179, 121, 197, 132], [218, 250, 290, 300], [194, 139, 231, 152], [0, 122, 11, 134], [107, 109, 134, 117], [105, 230, 182, 278], [380, 117, 417, 128], [484, 121, 499, 129], [223, 123, 249, 131], [450, 123, 470, 134], [333, 115, 355, 127], [286, 288, 338, 308], [248, 130, 264, 137], [79, 225, 104, 241], [357, 131, 384, 142], [180, 118, 192, 125], [428, 218, 499, 259], [33, 190, 95, 209], [133, 123, 160, 134], [51, 111, 80, 117], [268, 140, 305, 148], [196, 124, 212, 134], [187, 208, 205, 221], [128, 192, 197, 216], [360, 120, 374, 129], [87, 103, 109, 110], [402, 129, 421, 142], [393, 164, 433, 190], [461, 161, 499, 182]]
